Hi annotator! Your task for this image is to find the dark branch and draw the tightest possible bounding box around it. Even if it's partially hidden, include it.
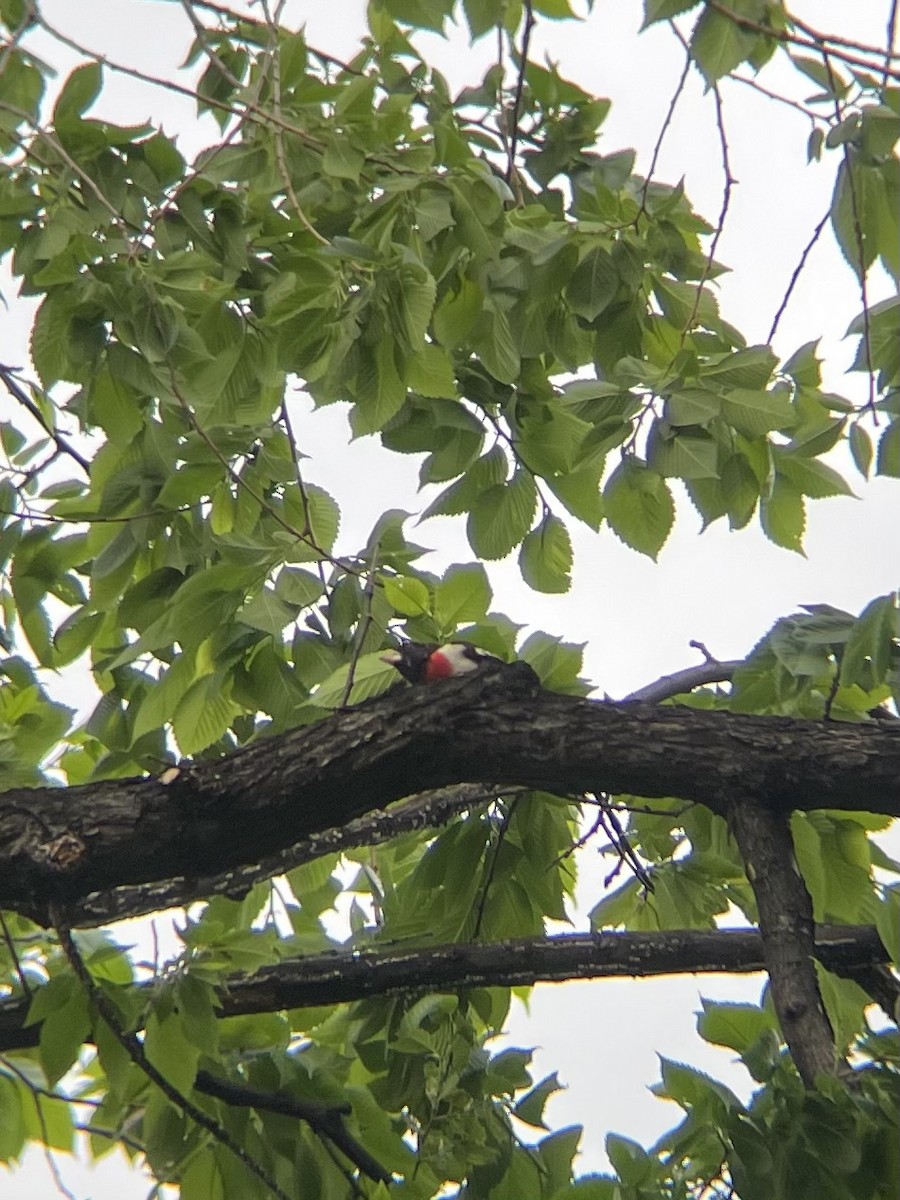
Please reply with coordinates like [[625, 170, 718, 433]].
[[3, 662, 900, 923], [729, 799, 841, 1085], [194, 1071, 391, 1185], [0, 925, 889, 1054]]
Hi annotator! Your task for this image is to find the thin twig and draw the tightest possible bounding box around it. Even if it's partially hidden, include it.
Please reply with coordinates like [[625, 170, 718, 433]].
[[705, 3, 900, 82], [682, 76, 733, 342], [338, 542, 381, 708], [0, 1057, 77, 1200], [885, 0, 900, 89], [52, 908, 293, 1200], [0, 366, 90, 473], [638, 39, 691, 220], [471, 796, 520, 940], [821, 50, 877, 415], [34, 12, 324, 148], [767, 206, 831, 343], [0, 911, 31, 998], [506, 0, 535, 194]]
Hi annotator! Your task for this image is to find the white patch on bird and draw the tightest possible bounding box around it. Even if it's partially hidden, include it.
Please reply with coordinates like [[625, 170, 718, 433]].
[[439, 644, 480, 673]]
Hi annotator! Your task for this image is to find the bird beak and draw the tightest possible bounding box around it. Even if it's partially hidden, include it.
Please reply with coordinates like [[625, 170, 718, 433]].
[[380, 650, 402, 665]]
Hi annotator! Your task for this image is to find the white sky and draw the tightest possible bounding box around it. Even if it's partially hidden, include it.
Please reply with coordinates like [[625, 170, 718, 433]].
[[3, 0, 898, 1193]]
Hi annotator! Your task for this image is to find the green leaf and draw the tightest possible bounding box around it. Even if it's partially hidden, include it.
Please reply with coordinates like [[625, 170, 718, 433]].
[[603, 459, 674, 559], [173, 672, 240, 755], [760, 476, 805, 552], [322, 138, 365, 181], [33, 974, 91, 1086], [472, 301, 520, 385], [284, 483, 341, 561], [237, 586, 299, 636], [53, 62, 102, 124], [874, 886, 900, 963], [566, 247, 618, 320], [701, 346, 777, 389], [383, 574, 432, 617], [433, 276, 482, 348], [774, 453, 853, 499], [144, 1008, 200, 1095], [642, 0, 700, 28], [648, 428, 719, 480], [690, 6, 758, 84], [876, 420, 900, 477], [513, 1072, 563, 1129], [519, 515, 573, 593], [131, 654, 196, 742], [421, 446, 508, 519], [722, 388, 795, 436], [0, 1076, 25, 1161], [405, 343, 458, 399], [313, 651, 398, 707], [435, 563, 492, 630], [467, 468, 537, 559], [697, 999, 776, 1054], [840, 593, 896, 689], [849, 423, 873, 478], [665, 387, 721, 426]]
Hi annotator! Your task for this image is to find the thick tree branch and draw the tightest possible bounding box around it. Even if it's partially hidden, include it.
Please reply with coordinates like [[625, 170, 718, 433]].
[[0, 925, 889, 1054], [729, 799, 841, 1085], [2, 662, 899, 923], [73, 783, 507, 927]]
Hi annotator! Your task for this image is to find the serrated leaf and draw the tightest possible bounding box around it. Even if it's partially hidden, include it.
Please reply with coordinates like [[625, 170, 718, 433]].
[[849, 423, 873, 478], [690, 6, 758, 84], [519, 515, 572, 593], [472, 302, 520, 385], [642, 0, 700, 28], [775, 453, 854, 498], [131, 654, 196, 742], [876, 420, 900, 477], [701, 346, 777, 389], [665, 387, 721, 425], [421, 446, 508, 520], [840, 593, 896, 689], [760, 476, 805, 553], [467, 469, 537, 559], [649, 429, 718, 480], [274, 566, 323, 609], [723, 389, 795, 436], [53, 62, 102, 124], [405, 343, 458, 399], [566, 247, 618, 320], [173, 672, 240, 754], [322, 138, 364, 181], [313, 651, 398, 708], [435, 563, 492, 630], [603, 459, 674, 559], [433, 276, 482, 348], [237, 586, 299, 636], [383, 574, 432, 617]]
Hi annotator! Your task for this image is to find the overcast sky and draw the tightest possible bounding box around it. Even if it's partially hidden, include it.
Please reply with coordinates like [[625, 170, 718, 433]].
[[4, 1, 897, 1194]]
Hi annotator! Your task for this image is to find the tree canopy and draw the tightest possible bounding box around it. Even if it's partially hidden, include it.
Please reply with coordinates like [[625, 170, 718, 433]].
[[0, 1, 898, 1197]]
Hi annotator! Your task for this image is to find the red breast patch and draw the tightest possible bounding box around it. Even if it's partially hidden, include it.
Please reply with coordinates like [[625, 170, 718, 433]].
[[423, 651, 455, 680]]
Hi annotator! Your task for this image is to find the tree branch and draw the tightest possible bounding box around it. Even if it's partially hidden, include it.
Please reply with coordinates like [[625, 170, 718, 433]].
[[729, 799, 841, 1085], [3, 661, 900, 923], [0, 925, 889, 1054]]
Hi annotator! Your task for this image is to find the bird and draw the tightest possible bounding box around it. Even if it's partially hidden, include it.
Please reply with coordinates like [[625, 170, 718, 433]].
[[380, 641, 493, 684]]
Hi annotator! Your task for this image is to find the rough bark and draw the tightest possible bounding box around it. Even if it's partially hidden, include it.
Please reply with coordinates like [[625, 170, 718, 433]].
[[729, 798, 841, 1085], [2, 661, 899, 923], [0, 925, 888, 1053]]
